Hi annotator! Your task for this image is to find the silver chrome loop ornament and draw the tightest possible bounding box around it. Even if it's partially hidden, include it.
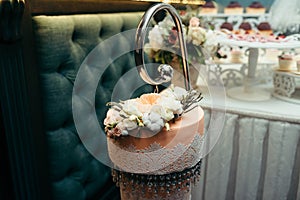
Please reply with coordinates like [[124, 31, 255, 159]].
[[135, 3, 191, 90]]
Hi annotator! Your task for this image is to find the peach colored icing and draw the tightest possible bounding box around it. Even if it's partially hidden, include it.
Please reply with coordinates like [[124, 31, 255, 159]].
[[110, 106, 204, 150], [107, 106, 205, 174]]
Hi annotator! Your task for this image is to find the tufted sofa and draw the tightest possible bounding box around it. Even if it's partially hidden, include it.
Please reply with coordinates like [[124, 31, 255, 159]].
[[32, 12, 151, 200]]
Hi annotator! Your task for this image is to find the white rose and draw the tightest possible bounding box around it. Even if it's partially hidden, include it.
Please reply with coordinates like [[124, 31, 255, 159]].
[[142, 112, 164, 132], [160, 86, 188, 101], [115, 122, 127, 136], [104, 108, 122, 125], [158, 97, 183, 115], [187, 27, 206, 46], [150, 105, 174, 121], [173, 86, 188, 101], [203, 30, 218, 53], [122, 100, 142, 117], [148, 25, 164, 52], [122, 118, 138, 131], [160, 87, 175, 99]]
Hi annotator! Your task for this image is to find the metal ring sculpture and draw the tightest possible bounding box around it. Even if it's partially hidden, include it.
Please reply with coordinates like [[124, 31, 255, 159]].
[[135, 3, 191, 90]]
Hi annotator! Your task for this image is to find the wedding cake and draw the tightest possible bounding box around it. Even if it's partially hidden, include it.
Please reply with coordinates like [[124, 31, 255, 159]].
[[104, 85, 204, 199]]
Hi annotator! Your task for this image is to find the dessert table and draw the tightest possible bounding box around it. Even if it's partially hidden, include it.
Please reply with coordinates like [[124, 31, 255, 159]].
[[191, 86, 300, 200], [216, 34, 300, 101], [198, 13, 269, 31]]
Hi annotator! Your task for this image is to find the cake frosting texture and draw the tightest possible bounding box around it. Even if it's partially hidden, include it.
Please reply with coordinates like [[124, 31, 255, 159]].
[[107, 106, 204, 174], [104, 86, 204, 174]]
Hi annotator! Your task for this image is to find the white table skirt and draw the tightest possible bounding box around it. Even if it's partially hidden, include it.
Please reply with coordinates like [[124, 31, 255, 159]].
[[192, 90, 300, 200]]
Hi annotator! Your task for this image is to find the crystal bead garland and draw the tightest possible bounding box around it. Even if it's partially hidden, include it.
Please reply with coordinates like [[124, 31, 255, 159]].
[[111, 160, 202, 200]]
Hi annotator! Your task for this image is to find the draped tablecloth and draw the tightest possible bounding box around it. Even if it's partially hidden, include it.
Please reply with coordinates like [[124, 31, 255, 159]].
[[192, 87, 300, 200]]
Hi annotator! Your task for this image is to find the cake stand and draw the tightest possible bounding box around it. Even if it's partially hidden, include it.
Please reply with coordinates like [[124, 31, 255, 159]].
[[111, 161, 202, 200], [273, 70, 300, 104], [217, 34, 300, 101]]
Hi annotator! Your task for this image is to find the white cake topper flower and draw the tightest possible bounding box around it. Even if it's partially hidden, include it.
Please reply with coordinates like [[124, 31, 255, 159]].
[[104, 85, 203, 138]]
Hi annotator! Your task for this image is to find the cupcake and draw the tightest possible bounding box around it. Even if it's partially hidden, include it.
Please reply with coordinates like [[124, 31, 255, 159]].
[[246, 1, 266, 14], [220, 22, 234, 31], [278, 54, 294, 71], [230, 50, 243, 63], [239, 22, 253, 34], [257, 22, 273, 36], [224, 1, 244, 14], [199, 1, 218, 14]]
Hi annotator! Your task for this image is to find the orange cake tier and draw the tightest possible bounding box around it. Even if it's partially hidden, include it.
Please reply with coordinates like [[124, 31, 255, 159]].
[[107, 106, 204, 175]]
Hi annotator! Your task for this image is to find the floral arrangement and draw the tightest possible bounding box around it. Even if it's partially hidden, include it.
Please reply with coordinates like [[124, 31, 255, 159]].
[[104, 85, 203, 138], [144, 15, 219, 67]]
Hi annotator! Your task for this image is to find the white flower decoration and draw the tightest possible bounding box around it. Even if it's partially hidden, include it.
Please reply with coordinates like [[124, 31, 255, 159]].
[[104, 85, 203, 138], [142, 112, 165, 132], [187, 27, 206, 46], [148, 25, 164, 52], [122, 100, 142, 117]]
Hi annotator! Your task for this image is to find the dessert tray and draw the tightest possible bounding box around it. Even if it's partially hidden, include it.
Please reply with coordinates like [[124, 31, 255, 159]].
[[293, 71, 300, 75], [215, 33, 300, 101], [217, 33, 300, 49], [273, 70, 300, 104], [275, 68, 299, 73]]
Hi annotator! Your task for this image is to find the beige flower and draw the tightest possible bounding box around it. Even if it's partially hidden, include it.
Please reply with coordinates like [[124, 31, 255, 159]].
[[189, 17, 200, 27], [187, 27, 206, 46], [135, 93, 160, 113], [104, 109, 122, 125]]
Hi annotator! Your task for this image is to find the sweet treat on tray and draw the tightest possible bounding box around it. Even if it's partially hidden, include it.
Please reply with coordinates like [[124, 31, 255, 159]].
[[238, 22, 253, 34], [246, 1, 266, 14], [230, 49, 243, 63], [257, 22, 273, 36], [105, 85, 204, 199], [278, 54, 294, 71], [220, 22, 234, 31], [224, 29, 288, 43], [226, 31, 287, 43], [224, 1, 244, 14], [199, 1, 218, 14]]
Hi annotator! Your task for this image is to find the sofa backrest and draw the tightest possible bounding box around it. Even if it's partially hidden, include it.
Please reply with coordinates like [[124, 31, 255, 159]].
[[32, 12, 145, 199]]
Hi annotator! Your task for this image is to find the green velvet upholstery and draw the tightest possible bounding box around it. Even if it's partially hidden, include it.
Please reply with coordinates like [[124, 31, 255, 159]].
[[32, 12, 146, 200]]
